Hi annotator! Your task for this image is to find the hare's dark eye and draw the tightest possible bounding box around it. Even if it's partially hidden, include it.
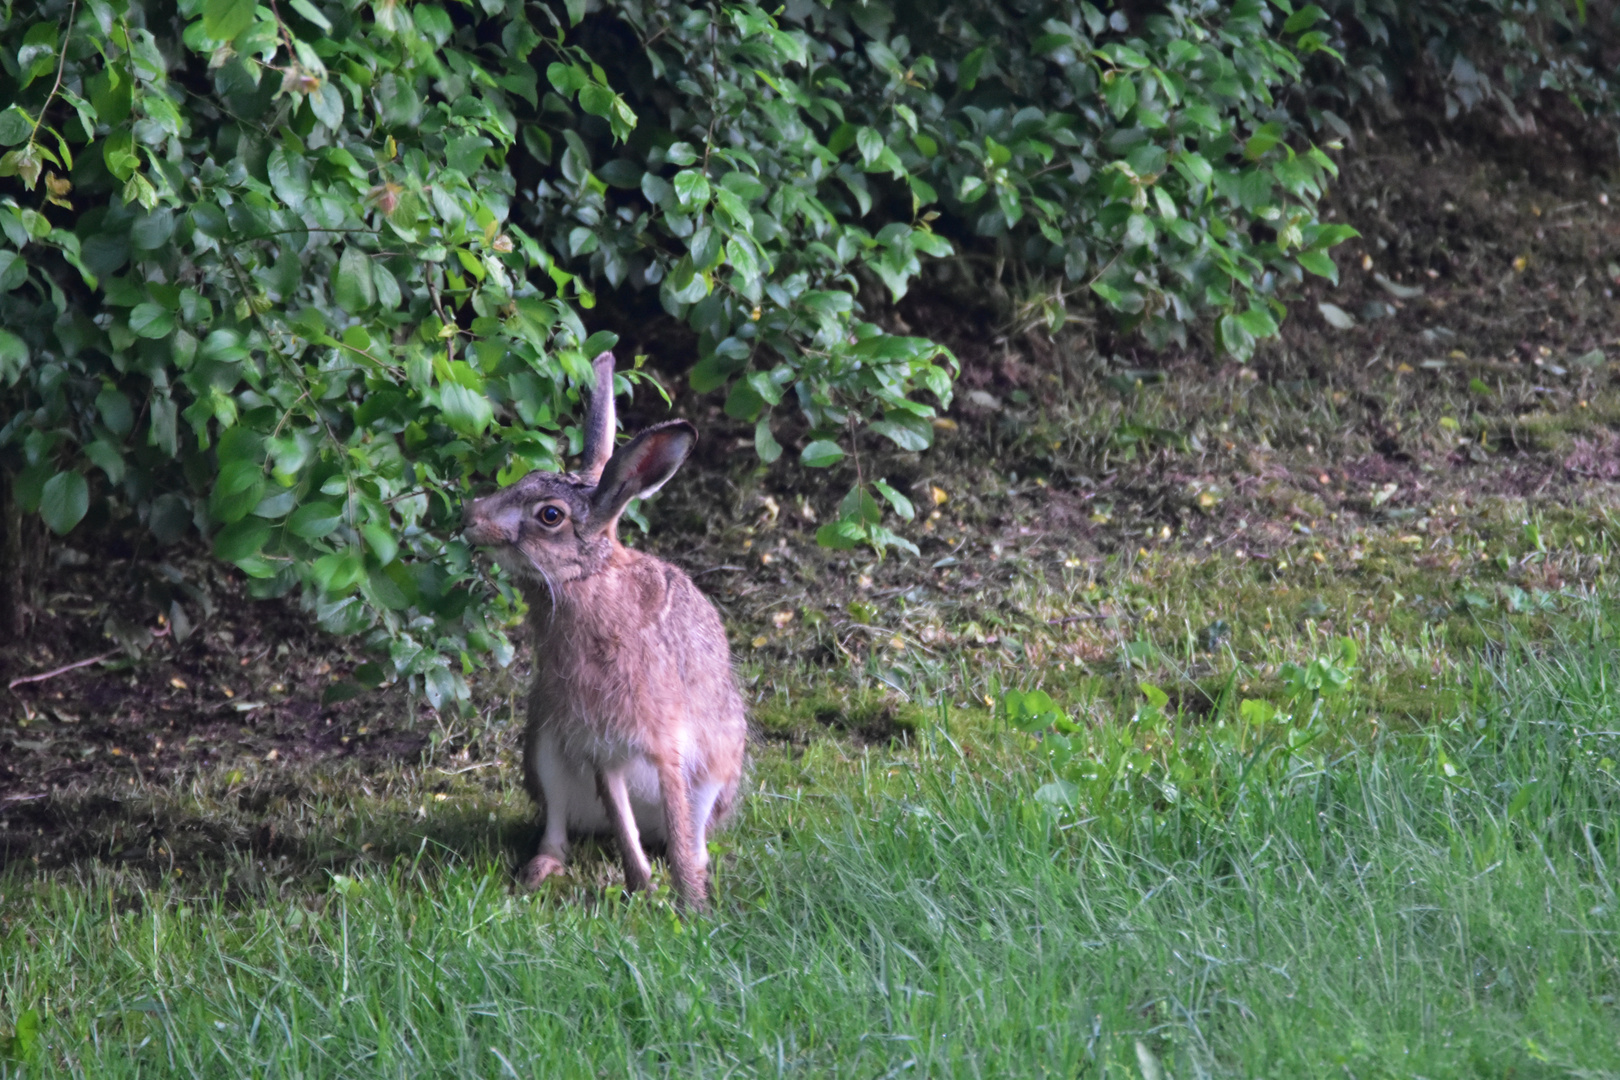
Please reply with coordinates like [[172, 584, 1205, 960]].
[[536, 504, 565, 527]]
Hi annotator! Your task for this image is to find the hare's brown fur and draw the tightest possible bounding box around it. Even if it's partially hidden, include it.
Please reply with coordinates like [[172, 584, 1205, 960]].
[[463, 353, 745, 908]]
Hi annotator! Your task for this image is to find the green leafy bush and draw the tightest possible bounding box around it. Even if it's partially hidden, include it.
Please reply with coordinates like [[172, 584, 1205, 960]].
[[0, 0, 1353, 699], [1313, 0, 1620, 130]]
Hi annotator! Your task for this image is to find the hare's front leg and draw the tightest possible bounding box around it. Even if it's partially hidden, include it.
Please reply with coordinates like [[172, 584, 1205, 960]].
[[518, 728, 574, 890], [594, 766, 655, 893]]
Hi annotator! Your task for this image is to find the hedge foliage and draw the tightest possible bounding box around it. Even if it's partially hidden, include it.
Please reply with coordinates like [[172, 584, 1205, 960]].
[[1315, 0, 1618, 128], [0, 0, 1373, 703]]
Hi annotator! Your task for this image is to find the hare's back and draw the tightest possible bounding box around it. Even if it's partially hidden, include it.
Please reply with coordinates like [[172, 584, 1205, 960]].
[[644, 555, 744, 714], [556, 549, 743, 724]]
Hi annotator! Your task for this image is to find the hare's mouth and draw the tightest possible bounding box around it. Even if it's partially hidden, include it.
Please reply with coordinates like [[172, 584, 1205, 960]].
[[485, 547, 563, 605], [488, 545, 541, 582]]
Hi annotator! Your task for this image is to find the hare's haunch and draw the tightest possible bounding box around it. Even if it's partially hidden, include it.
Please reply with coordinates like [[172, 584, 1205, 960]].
[[463, 353, 746, 908]]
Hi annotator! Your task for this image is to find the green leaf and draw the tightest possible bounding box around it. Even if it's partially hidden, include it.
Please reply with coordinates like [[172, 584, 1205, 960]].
[[322, 681, 364, 705], [412, 3, 451, 42], [754, 418, 782, 464], [869, 418, 931, 452], [1244, 122, 1285, 161], [102, 131, 138, 182], [361, 522, 399, 567], [1283, 4, 1326, 33], [214, 517, 272, 563], [0, 107, 32, 146], [309, 82, 344, 131], [578, 84, 615, 120], [288, 501, 344, 539], [872, 479, 914, 520], [1219, 313, 1257, 363], [673, 169, 711, 209], [312, 547, 365, 594], [800, 440, 845, 468], [287, 0, 332, 30], [840, 484, 882, 525], [1033, 781, 1078, 807], [439, 382, 493, 437], [128, 303, 174, 339], [5, 1008, 41, 1064], [40, 471, 90, 535], [1103, 73, 1136, 118], [85, 439, 125, 483], [210, 459, 266, 524], [0, 329, 26, 382], [333, 247, 375, 313], [1236, 306, 1279, 338], [1296, 250, 1338, 282], [446, 135, 491, 175], [815, 519, 863, 550], [958, 46, 988, 90], [203, 0, 258, 42]]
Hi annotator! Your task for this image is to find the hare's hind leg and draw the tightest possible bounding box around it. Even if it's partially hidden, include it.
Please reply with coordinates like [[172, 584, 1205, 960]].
[[655, 758, 708, 909], [688, 778, 726, 877], [594, 765, 655, 893], [518, 728, 574, 889]]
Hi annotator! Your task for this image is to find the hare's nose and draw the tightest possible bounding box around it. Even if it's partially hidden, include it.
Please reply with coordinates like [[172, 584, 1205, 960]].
[[460, 500, 492, 542]]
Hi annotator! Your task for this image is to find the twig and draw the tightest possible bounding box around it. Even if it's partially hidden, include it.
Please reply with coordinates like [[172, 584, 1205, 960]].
[[692, 564, 745, 578], [9, 649, 117, 689], [435, 761, 499, 775], [27, 0, 78, 145], [1047, 613, 1131, 625]]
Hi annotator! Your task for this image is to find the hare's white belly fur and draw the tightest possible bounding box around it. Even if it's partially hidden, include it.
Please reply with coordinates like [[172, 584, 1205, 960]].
[[526, 722, 731, 843], [549, 748, 665, 838]]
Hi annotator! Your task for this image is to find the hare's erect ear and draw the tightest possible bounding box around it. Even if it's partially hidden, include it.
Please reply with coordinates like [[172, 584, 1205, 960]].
[[586, 420, 696, 534], [578, 351, 618, 484]]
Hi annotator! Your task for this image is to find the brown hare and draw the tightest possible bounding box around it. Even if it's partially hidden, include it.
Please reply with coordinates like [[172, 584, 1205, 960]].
[[462, 352, 746, 909]]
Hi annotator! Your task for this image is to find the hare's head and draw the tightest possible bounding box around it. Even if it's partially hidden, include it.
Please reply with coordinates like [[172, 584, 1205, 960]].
[[462, 352, 695, 591]]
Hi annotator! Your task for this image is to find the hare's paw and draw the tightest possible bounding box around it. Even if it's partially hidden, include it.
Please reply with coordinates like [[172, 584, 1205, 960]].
[[517, 853, 567, 891]]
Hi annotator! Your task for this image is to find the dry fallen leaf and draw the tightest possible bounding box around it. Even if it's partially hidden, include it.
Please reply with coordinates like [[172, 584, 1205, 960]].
[[1318, 301, 1355, 330]]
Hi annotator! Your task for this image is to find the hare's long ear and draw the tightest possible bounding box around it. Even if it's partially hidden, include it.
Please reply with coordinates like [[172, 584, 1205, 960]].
[[586, 420, 696, 536], [578, 351, 618, 485]]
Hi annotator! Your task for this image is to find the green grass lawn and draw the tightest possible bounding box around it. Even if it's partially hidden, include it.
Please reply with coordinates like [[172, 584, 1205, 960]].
[[3, 609, 1616, 1078]]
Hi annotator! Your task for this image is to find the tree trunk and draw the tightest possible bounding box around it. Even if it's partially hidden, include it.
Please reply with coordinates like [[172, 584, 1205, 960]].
[[0, 469, 30, 650]]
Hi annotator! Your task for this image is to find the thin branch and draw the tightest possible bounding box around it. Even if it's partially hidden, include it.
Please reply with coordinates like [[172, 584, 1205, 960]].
[[9, 649, 117, 689], [691, 564, 745, 578], [28, 0, 79, 145], [1047, 613, 1134, 625]]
